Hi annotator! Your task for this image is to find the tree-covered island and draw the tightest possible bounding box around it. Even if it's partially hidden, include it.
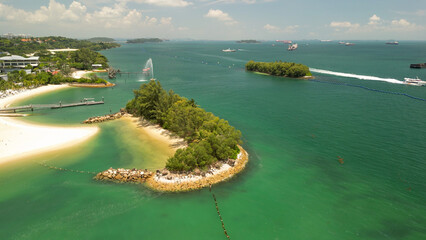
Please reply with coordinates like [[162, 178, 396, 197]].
[[245, 60, 312, 78], [126, 81, 242, 172], [126, 38, 164, 44]]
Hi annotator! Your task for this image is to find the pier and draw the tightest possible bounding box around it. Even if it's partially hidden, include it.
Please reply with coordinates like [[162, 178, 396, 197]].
[[0, 98, 104, 113]]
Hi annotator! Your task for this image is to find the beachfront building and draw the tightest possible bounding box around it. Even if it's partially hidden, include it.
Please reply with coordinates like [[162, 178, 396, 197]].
[[0, 55, 39, 68]]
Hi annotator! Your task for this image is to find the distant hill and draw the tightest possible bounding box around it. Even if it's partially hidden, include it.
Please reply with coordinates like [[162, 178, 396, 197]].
[[126, 38, 163, 44], [87, 37, 116, 43], [237, 40, 261, 43]]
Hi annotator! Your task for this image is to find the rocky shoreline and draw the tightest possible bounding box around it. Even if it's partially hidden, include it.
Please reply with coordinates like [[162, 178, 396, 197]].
[[95, 168, 153, 183], [69, 82, 115, 88], [93, 145, 248, 192], [82, 109, 127, 124], [146, 145, 249, 192]]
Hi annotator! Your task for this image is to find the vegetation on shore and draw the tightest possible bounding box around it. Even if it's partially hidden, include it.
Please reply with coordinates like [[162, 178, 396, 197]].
[[0, 70, 107, 91], [0, 36, 119, 55], [86, 37, 116, 43], [126, 38, 163, 44], [245, 60, 311, 78], [126, 81, 242, 172], [36, 48, 110, 70]]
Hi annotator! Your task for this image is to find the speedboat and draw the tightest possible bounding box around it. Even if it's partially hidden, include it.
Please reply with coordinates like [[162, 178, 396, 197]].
[[288, 43, 298, 51], [222, 48, 236, 52], [403, 77, 426, 86]]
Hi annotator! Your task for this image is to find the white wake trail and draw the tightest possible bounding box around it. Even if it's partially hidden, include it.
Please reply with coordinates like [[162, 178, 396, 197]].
[[309, 68, 404, 84]]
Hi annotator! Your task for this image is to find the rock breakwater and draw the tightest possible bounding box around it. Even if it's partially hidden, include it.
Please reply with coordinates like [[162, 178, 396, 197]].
[[83, 109, 127, 124], [95, 167, 153, 183], [146, 145, 249, 192]]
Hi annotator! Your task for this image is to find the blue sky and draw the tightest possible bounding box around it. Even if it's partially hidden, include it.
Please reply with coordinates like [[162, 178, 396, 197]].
[[0, 0, 424, 40]]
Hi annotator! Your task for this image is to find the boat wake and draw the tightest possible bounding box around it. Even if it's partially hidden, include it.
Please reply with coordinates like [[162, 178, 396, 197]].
[[309, 68, 404, 84], [138, 79, 148, 82]]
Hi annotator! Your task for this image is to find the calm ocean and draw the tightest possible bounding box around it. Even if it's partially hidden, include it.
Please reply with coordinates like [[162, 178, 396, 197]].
[[1, 41, 425, 239]]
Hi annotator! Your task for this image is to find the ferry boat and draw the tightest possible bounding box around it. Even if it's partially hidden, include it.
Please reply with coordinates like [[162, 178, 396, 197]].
[[222, 48, 236, 52], [386, 41, 399, 45], [345, 42, 355, 46], [288, 43, 298, 51], [403, 77, 426, 86]]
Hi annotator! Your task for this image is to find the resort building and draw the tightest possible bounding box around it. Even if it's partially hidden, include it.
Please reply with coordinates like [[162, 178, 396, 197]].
[[0, 55, 39, 68]]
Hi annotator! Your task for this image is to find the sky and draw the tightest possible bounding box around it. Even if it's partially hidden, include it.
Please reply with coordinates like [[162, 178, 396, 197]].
[[0, 0, 425, 40]]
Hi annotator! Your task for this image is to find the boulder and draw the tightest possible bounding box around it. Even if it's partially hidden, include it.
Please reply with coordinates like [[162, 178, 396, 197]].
[[162, 169, 170, 176], [227, 159, 235, 167], [115, 174, 123, 180], [193, 168, 201, 176]]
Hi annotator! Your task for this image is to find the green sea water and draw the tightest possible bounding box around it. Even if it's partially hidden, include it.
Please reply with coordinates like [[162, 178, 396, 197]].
[[1, 41, 425, 239]]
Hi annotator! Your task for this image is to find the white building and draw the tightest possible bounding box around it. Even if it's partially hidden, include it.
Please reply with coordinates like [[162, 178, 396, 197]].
[[0, 55, 39, 68]]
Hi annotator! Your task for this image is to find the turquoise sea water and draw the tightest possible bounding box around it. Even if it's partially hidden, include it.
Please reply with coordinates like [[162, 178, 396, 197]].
[[1, 41, 425, 239]]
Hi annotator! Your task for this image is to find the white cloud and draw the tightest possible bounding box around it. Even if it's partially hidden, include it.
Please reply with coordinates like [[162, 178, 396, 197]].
[[391, 19, 410, 27], [368, 14, 381, 25], [0, 0, 174, 36], [264, 24, 298, 33], [330, 21, 360, 28], [123, 0, 193, 7], [160, 17, 172, 25], [264, 23, 279, 31], [205, 9, 237, 25]]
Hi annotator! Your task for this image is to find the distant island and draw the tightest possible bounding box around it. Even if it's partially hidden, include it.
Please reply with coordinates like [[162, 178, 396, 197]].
[[86, 37, 116, 43], [246, 60, 312, 78], [237, 40, 261, 43], [126, 38, 163, 44]]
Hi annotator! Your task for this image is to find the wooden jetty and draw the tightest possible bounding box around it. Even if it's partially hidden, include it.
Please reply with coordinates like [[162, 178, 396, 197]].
[[0, 98, 104, 113]]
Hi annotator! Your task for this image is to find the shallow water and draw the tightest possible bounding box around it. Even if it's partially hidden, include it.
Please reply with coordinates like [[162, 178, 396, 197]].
[[1, 41, 425, 239]]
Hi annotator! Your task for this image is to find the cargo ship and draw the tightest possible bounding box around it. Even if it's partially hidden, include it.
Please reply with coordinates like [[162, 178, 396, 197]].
[[410, 63, 426, 69]]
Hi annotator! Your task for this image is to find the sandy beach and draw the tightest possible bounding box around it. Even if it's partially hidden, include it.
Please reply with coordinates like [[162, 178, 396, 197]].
[[123, 116, 187, 152], [0, 85, 99, 165], [71, 70, 93, 79]]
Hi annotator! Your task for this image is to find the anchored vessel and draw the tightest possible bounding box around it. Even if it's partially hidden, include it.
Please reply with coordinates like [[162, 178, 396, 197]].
[[403, 77, 426, 86], [386, 41, 399, 45], [410, 63, 426, 69]]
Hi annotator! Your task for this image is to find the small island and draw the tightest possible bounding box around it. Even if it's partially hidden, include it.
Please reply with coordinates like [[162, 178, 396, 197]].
[[237, 40, 261, 43], [126, 38, 164, 44], [86, 37, 116, 43], [245, 60, 312, 78], [94, 80, 249, 192]]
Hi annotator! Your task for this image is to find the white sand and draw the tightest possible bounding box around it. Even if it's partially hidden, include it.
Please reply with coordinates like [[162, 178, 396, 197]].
[[0, 85, 99, 165], [71, 70, 93, 79]]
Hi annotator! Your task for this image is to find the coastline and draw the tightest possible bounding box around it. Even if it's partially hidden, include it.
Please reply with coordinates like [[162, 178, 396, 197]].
[[122, 116, 187, 153], [94, 115, 249, 192], [145, 145, 249, 192], [254, 71, 315, 79], [0, 85, 99, 165]]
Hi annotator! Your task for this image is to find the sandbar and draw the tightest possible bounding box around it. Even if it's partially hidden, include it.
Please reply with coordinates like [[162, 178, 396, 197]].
[[0, 85, 99, 165]]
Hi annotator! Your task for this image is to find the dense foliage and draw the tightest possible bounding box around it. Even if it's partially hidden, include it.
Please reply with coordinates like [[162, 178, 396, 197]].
[[245, 60, 311, 78], [0, 70, 107, 91], [0, 36, 119, 55], [35, 48, 110, 70], [126, 38, 163, 44], [126, 81, 242, 172], [86, 37, 116, 43]]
